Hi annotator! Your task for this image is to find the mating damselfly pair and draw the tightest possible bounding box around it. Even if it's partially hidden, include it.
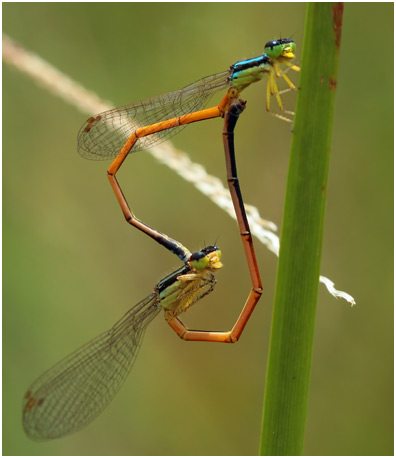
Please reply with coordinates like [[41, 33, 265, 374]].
[[23, 38, 299, 440]]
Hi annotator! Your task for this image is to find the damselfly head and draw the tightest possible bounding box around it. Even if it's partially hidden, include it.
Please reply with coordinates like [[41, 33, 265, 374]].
[[189, 245, 222, 271], [264, 38, 296, 59]]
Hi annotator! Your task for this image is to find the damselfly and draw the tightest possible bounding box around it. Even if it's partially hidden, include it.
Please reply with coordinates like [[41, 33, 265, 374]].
[[23, 246, 222, 440]]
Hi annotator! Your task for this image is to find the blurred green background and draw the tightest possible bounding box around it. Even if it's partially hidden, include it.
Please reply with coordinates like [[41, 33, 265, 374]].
[[3, 3, 393, 456]]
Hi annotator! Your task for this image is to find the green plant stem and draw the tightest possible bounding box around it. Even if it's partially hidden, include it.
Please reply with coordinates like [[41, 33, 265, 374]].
[[260, 3, 344, 455]]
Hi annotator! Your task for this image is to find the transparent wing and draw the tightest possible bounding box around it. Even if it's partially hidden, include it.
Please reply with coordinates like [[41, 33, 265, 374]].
[[77, 70, 231, 160], [23, 293, 161, 440]]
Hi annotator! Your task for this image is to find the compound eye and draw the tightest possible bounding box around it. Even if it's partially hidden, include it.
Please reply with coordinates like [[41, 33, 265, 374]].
[[265, 41, 282, 58], [189, 251, 210, 271], [189, 251, 205, 262], [264, 40, 277, 49]]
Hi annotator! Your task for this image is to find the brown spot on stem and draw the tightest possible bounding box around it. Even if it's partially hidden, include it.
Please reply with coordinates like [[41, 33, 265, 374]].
[[332, 3, 344, 48], [329, 77, 337, 90]]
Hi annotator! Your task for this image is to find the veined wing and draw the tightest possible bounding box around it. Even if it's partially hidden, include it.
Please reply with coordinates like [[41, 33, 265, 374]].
[[23, 294, 161, 440], [77, 70, 231, 160]]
